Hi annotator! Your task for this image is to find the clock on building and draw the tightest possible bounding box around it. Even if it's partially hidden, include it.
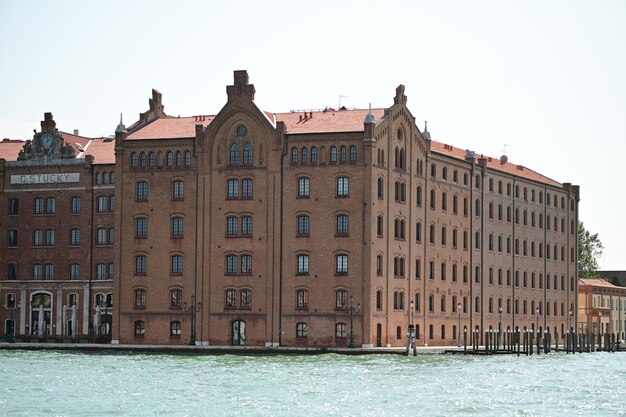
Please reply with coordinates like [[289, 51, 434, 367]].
[[41, 133, 55, 150]]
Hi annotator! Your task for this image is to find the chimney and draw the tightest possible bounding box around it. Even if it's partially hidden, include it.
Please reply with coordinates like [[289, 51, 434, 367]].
[[73, 129, 79, 135]]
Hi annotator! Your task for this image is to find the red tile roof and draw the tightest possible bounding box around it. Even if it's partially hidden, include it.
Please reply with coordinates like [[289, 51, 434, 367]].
[[0, 139, 25, 161], [579, 278, 623, 289], [276, 108, 386, 134], [79, 138, 116, 165], [126, 116, 213, 140], [430, 141, 562, 187], [59, 131, 93, 154], [123, 107, 564, 188]]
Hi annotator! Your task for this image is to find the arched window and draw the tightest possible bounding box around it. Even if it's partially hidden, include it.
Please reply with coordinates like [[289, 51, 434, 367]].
[[166, 151, 174, 167], [291, 147, 299, 164], [301, 147, 308, 164], [340, 145, 347, 163], [349, 145, 357, 162], [140, 152, 146, 168], [175, 151, 182, 166], [311, 147, 318, 164], [230, 143, 240, 165], [185, 150, 192, 166], [243, 143, 253, 165], [148, 152, 156, 167], [130, 152, 137, 168], [330, 146, 337, 163]]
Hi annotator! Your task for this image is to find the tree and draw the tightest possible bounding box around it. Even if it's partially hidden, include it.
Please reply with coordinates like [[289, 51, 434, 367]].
[[578, 221, 604, 278]]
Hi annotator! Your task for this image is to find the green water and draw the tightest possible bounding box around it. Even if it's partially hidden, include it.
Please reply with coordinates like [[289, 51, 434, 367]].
[[0, 350, 624, 417]]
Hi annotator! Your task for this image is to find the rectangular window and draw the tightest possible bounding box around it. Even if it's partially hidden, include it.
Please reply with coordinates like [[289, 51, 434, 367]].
[[226, 216, 238, 236], [226, 256, 238, 274], [172, 217, 184, 237], [44, 264, 54, 280], [172, 180, 184, 200], [96, 263, 107, 280], [171, 255, 183, 274], [240, 290, 252, 308], [109, 196, 115, 212], [336, 177, 349, 197], [240, 255, 252, 274], [297, 215, 310, 236], [134, 290, 146, 308], [97, 196, 108, 213], [241, 216, 252, 236], [135, 255, 147, 274], [45, 229, 55, 246], [298, 178, 310, 198], [336, 255, 348, 274], [70, 263, 80, 280], [33, 230, 43, 246], [136, 182, 148, 200], [34, 198, 44, 214], [242, 179, 253, 198], [225, 289, 237, 308], [96, 228, 107, 245], [71, 197, 81, 214], [336, 215, 348, 235], [136, 218, 147, 238], [46, 197, 56, 214], [227, 179, 239, 199], [8, 230, 18, 247], [170, 289, 182, 308], [296, 290, 309, 309], [70, 228, 80, 246], [33, 264, 42, 280], [297, 255, 309, 274]]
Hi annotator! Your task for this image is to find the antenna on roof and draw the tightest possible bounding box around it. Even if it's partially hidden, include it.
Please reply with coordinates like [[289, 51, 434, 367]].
[[338, 95, 349, 109], [500, 144, 511, 164]]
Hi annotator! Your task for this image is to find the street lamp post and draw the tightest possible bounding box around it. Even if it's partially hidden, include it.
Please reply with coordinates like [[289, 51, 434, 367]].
[[406, 300, 415, 355], [498, 306, 502, 350], [536, 307, 539, 333], [5, 294, 16, 343], [183, 295, 202, 346], [348, 295, 361, 348], [457, 302, 462, 348]]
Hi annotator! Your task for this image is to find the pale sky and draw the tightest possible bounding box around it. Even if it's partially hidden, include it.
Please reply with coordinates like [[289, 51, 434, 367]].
[[1, 0, 625, 269]]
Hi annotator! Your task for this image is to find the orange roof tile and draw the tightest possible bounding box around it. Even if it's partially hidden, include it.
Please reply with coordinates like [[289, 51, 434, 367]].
[[79, 138, 116, 165], [276, 108, 386, 134], [59, 131, 93, 154], [0, 139, 25, 161], [579, 278, 623, 289], [430, 141, 562, 187], [127, 116, 213, 140]]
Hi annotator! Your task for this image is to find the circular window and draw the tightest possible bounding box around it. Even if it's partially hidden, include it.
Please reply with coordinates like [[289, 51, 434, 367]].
[[236, 124, 248, 138]]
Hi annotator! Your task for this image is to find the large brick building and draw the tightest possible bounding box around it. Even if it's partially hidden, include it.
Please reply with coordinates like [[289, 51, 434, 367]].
[[111, 71, 580, 347], [0, 114, 114, 341]]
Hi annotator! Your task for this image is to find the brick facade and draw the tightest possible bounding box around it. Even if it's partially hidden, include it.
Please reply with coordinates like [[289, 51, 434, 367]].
[[112, 71, 580, 347]]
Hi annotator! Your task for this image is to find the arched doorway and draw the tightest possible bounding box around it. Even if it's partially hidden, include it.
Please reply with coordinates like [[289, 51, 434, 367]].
[[231, 320, 246, 346], [376, 323, 382, 347], [31, 292, 52, 337]]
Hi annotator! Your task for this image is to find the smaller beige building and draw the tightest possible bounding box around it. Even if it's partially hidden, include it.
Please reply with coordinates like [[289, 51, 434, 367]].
[[578, 278, 626, 338]]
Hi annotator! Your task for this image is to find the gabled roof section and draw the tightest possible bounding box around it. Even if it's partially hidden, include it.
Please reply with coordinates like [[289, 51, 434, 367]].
[[78, 138, 116, 164], [431, 141, 562, 187], [126, 116, 213, 140], [59, 131, 92, 154], [275, 108, 386, 134]]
